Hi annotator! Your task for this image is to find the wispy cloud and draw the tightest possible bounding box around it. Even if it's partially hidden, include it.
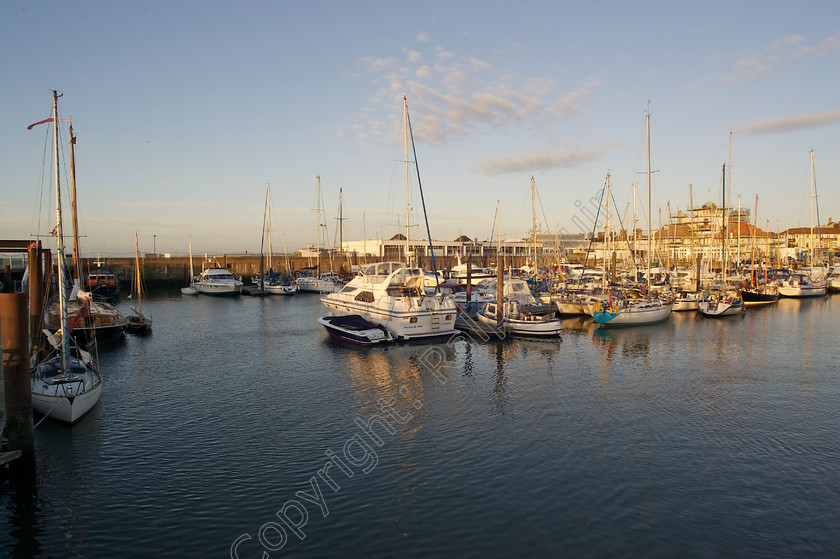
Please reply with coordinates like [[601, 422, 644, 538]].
[[352, 42, 601, 149], [467, 146, 609, 175], [737, 110, 840, 136], [704, 31, 840, 88]]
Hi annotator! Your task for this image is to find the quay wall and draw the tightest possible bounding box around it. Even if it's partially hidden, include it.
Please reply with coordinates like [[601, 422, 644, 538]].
[[78, 254, 537, 289]]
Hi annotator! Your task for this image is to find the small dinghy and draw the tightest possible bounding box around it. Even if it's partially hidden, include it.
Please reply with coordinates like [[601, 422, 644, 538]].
[[318, 315, 395, 346]]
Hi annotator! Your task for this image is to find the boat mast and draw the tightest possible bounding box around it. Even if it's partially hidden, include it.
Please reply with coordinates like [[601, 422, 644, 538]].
[[267, 182, 273, 273], [187, 216, 195, 287], [51, 91, 70, 374], [496, 200, 503, 324], [337, 187, 346, 270], [403, 95, 411, 266], [632, 182, 638, 279], [315, 175, 321, 276], [68, 119, 82, 283], [751, 195, 759, 286], [531, 176, 537, 272], [134, 231, 143, 318], [737, 195, 742, 268], [603, 173, 610, 290], [809, 149, 816, 273], [646, 112, 652, 292], [722, 163, 727, 282]]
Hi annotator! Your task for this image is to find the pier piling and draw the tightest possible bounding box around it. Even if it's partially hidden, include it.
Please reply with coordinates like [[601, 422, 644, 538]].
[[1, 293, 35, 468]]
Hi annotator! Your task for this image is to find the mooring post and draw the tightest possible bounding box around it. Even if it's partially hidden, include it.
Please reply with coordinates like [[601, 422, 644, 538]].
[[2, 264, 11, 293], [1, 292, 35, 467], [28, 243, 44, 353]]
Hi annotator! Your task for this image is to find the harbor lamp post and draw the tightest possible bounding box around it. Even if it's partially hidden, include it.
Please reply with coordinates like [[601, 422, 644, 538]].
[[153, 235, 157, 255]]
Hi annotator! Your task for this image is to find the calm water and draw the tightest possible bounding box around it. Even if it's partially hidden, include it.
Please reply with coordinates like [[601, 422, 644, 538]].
[[2, 292, 839, 558]]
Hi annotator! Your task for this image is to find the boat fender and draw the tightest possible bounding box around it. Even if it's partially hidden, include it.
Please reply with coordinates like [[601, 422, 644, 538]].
[[593, 302, 601, 313], [609, 306, 617, 314]]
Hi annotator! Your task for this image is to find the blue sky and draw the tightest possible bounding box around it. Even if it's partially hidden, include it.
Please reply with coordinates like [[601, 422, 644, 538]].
[[2, 1, 839, 257]]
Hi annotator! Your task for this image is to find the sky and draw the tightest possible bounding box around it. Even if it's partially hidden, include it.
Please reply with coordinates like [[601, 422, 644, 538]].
[[2, 1, 839, 258]]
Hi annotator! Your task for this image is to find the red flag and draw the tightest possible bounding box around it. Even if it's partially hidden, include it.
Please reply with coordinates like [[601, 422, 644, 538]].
[[68, 303, 90, 333], [50, 226, 58, 236], [27, 117, 52, 130]]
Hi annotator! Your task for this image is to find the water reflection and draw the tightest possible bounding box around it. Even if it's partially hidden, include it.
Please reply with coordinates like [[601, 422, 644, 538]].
[[4, 292, 839, 557]]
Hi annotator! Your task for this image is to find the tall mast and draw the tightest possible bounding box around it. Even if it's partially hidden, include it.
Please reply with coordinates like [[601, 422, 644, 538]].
[[68, 119, 82, 282], [689, 184, 695, 272], [737, 194, 742, 267], [496, 200, 503, 324], [266, 182, 273, 272], [337, 187, 345, 266], [666, 202, 671, 270], [809, 149, 816, 271], [751, 195, 759, 286], [603, 173, 610, 290], [403, 95, 411, 265], [52, 91, 70, 373], [135, 232, 143, 317], [722, 163, 727, 281], [187, 216, 195, 287], [531, 176, 537, 271], [646, 112, 652, 292], [315, 175, 321, 276]]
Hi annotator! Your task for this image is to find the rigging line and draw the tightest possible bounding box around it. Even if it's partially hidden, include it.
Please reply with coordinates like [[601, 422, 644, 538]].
[[405, 102, 439, 288], [534, 181, 567, 262], [259, 186, 269, 279], [581, 185, 607, 270], [608, 188, 639, 273], [488, 203, 498, 245]]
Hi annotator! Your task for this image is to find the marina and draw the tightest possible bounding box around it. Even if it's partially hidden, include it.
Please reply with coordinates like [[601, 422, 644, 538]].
[[2, 290, 839, 556], [3, 8, 840, 555]]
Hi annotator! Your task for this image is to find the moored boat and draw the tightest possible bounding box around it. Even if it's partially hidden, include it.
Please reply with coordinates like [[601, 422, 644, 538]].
[[697, 290, 745, 317], [126, 232, 152, 334], [590, 296, 672, 327], [194, 258, 243, 296], [318, 315, 394, 346], [321, 261, 457, 340], [740, 282, 780, 306], [30, 90, 102, 424], [477, 301, 562, 337]]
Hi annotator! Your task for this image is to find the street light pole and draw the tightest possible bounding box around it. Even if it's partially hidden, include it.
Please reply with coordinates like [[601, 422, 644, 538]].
[[153, 234, 157, 255]]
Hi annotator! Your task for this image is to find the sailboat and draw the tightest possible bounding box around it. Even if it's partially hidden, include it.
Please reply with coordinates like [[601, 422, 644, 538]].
[[250, 182, 297, 295], [320, 95, 457, 340], [698, 163, 745, 317], [297, 176, 342, 293], [126, 232, 152, 333], [592, 115, 672, 327], [181, 220, 198, 295], [740, 196, 780, 306], [31, 90, 102, 424], [779, 150, 827, 298], [40, 101, 128, 345]]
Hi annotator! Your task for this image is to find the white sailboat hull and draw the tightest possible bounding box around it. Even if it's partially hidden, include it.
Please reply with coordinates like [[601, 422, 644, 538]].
[[778, 284, 826, 298], [592, 302, 672, 327], [697, 300, 745, 316], [31, 359, 102, 424], [476, 311, 562, 337], [297, 278, 339, 293]]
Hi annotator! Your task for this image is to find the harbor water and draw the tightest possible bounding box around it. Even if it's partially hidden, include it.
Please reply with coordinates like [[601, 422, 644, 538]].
[[2, 293, 839, 557]]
